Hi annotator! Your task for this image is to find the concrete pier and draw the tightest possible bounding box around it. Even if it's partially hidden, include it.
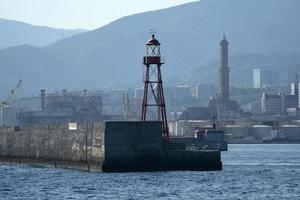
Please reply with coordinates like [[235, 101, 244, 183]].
[[102, 121, 221, 172], [0, 123, 104, 171], [0, 121, 222, 172]]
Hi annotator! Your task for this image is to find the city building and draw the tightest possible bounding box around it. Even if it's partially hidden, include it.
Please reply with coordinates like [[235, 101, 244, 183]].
[[178, 106, 217, 121], [261, 76, 299, 114], [174, 85, 192, 101], [253, 68, 273, 88], [195, 84, 217, 100], [0, 103, 17, 126], [18, 89, 104, 125], [261, 92, 284, 114]]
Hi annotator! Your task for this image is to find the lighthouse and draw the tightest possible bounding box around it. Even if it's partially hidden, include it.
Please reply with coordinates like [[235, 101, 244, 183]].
[[141, 34, 169, 140], [219, 34, 230, 112]]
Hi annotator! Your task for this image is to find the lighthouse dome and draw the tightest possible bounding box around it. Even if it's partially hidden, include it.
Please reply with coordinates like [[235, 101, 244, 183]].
[[147, 34, 160, 45]]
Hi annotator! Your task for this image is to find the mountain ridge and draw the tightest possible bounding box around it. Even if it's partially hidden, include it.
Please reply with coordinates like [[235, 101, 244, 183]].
[[0, 0, 300, 98], [0, 18, 86, 49]]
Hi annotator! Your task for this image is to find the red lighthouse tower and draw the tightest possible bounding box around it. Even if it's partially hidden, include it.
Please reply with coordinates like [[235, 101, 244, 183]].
[[141, 34, 169, 141]]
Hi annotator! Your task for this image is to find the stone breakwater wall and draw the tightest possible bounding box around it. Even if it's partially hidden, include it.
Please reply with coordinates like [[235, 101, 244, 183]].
[[0, 123, 104, 171], [0, 121, 222, 172]]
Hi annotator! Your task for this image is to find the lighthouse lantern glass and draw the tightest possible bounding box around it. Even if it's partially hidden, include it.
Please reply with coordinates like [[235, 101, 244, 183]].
[[147, 44, 160, 57]]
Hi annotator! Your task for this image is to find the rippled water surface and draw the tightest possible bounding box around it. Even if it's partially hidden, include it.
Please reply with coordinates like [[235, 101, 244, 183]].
[[1, 144, 300, 199]]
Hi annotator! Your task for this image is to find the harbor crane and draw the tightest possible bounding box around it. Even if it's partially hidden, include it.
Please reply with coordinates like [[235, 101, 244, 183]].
[[7, 79, 22, 106]]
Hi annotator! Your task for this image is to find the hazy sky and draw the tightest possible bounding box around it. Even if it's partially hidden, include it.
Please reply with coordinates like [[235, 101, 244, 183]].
[[0, 0, 198, 30]]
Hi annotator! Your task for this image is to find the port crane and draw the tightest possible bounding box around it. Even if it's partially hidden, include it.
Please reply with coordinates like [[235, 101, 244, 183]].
[[0, 79, 22, 126], [7, 79, 22, 106]]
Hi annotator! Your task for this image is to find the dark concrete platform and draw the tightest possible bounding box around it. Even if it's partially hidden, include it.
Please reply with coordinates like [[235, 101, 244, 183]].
[[102, 121, 222, 172], [0, 121, 222, 172]]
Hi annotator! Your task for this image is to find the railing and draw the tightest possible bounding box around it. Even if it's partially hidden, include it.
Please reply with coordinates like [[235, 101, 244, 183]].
[[143, 56, 165, 64]]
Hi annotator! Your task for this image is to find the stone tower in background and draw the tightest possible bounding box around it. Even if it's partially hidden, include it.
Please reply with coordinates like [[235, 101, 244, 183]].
[[219, 34, 230, 111]]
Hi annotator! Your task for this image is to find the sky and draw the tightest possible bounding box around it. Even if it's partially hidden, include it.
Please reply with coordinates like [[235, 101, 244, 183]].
[[0, 0, 198, 30]]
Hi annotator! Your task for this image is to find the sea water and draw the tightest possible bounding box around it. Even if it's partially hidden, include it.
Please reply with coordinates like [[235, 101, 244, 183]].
[[0, 144, 299, 199]]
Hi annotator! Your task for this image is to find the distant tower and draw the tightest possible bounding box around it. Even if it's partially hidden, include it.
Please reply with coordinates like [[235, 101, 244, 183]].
[[141, 33, 169, 140], [40, 89, 46, 111], [294, 74, 298, 98], [296, 74, 299, 108], [291, 74, 299, 108], [219, 34, 230, 110]]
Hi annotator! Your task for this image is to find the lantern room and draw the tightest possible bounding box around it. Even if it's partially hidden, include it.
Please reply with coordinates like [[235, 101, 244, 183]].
[[146, 34, 161, 57], [144, 34, 163, 65]]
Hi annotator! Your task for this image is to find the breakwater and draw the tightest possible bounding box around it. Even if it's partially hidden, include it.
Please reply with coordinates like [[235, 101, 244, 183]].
[[0, 123, 104, 171], [0, 121, 222, 172]]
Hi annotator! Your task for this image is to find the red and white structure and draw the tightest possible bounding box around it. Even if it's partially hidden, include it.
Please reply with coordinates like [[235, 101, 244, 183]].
[[141, 34, 169, 140]]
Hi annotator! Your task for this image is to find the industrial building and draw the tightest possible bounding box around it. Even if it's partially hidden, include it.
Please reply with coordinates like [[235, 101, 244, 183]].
[[0, 103, 17, 126], [169, 118, 300, 143], [168, 120, 211, 137], [261, 76, 299, 114], [261, 92, 284, 114], [253, 69, 274, 88], [18, 89, 104, 125], [195, 84, 216, 100], [173, 85, 193, 101], [0, 79, 22, 127], [178, 106, 216, 121]]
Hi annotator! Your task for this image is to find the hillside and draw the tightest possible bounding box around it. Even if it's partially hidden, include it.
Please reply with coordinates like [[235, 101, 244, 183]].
[[0, 18, 86, 49], [0, 0, 300, 98]]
